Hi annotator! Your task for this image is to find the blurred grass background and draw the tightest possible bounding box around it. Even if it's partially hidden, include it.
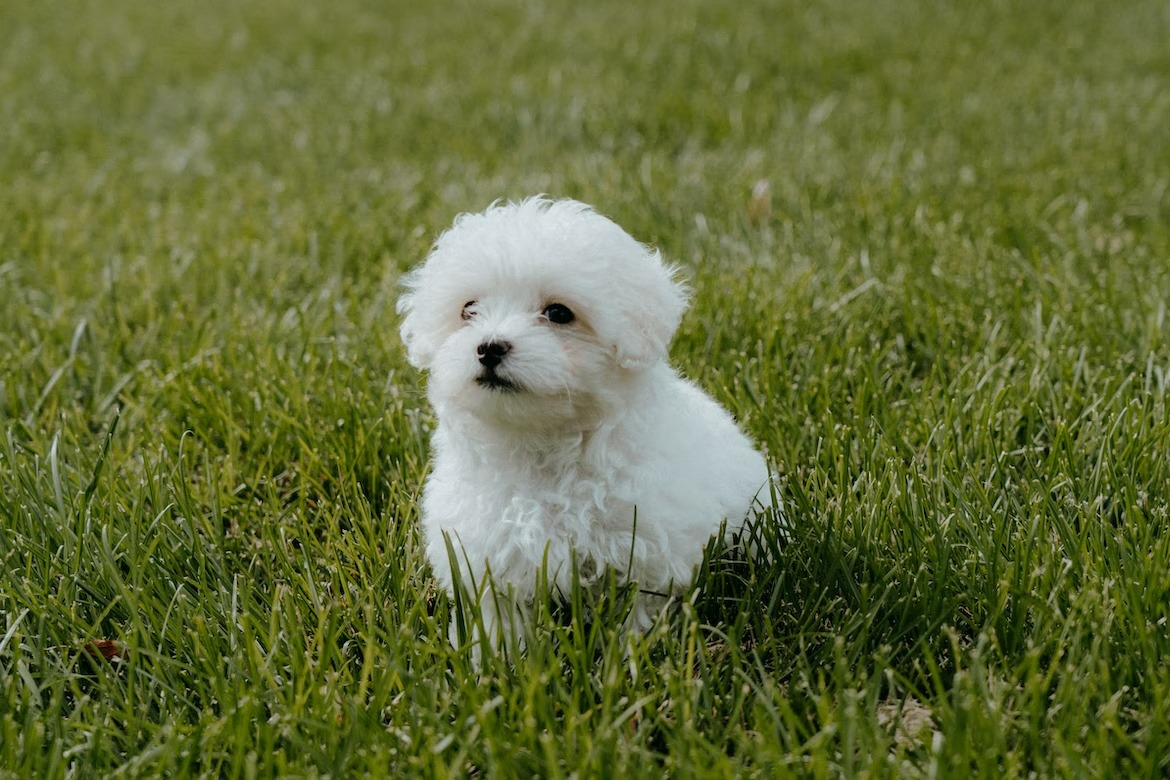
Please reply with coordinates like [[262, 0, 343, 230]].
[[1, 0, 1169, 776]]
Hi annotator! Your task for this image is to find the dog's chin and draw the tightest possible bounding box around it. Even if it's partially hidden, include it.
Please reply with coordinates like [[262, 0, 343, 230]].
[[439, 371, 603, 434], [474, 372, 521, 393]]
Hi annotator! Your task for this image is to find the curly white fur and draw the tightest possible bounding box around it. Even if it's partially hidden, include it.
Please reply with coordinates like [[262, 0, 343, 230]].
[[398, 197, 772, 648]]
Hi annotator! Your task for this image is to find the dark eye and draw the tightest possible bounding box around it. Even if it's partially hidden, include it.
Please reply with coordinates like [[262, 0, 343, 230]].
[[542, 303, 575, 325], [461, 301, 477, 321]]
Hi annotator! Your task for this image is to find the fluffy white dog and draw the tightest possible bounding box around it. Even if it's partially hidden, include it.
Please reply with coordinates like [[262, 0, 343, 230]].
[[398, 196, 772, 649]]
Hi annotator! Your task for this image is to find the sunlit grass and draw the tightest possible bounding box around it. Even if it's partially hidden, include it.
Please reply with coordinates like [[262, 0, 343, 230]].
[[2, 0, 1169, 775]]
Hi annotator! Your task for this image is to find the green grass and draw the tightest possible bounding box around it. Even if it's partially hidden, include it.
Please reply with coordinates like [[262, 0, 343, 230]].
[[2, 0, 1169, 775]]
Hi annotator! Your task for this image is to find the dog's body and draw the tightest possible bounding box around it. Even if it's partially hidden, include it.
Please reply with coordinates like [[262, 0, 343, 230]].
[[398, 197, 771, 645]]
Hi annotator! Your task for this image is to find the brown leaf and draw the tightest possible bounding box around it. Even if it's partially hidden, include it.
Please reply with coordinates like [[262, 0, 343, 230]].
[[747, 179, 772, 226], [84, 639, 126, 662]]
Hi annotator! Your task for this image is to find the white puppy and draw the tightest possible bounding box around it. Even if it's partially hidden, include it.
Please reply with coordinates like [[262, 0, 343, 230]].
[[398, 197, 772, 649]]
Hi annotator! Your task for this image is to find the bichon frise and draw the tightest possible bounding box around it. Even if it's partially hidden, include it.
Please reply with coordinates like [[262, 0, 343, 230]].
[[398, 196, 773, 650]]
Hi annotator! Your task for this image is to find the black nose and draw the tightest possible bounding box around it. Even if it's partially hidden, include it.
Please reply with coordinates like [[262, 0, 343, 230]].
[[477, 340, 511, 369]]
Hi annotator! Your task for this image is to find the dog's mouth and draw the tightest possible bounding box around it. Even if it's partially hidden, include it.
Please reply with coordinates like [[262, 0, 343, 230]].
[[475, 371, 520, 392]]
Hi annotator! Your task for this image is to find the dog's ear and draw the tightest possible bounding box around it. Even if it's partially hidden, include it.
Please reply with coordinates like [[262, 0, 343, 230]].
[[599, 250, 689, 369], [396, 269, 440, 370]]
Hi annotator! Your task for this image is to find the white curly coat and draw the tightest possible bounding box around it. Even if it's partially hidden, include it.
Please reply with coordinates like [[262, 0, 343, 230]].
[[398, 197, 772, 647]]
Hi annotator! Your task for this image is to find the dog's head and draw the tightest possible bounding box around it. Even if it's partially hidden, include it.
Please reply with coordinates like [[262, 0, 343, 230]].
[[397, 197, 687, 429]]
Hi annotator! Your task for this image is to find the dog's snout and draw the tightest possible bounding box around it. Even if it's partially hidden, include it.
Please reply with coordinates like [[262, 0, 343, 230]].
[[477, 340, 512, 368]]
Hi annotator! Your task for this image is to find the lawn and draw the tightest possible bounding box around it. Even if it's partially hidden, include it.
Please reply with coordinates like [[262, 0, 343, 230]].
[[2, 0, 1169, 776]]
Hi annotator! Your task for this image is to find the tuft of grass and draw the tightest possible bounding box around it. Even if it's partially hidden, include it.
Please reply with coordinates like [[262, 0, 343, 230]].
[[2, 0, 1169, 775]]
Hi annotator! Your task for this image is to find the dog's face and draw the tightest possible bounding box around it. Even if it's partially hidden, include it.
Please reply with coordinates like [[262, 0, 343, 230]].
[[397, 198, 687, 431]]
